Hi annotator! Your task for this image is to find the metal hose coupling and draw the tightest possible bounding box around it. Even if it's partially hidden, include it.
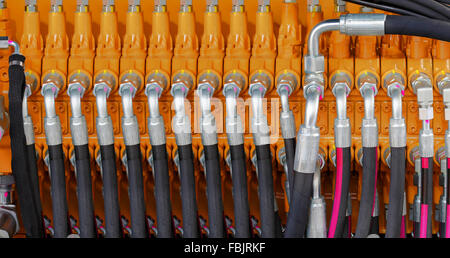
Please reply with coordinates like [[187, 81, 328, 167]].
[[146, 73, 167, 147], [249, 73, 271, 146], [223, 73, 245, 146], [307, 150, 327, 238], [278, 148, 290, 203], [437, 148, 447, 227], [68, 73, 90, 146], [41, 73, 64, 146], [277, 72, 298, 141], [293, 75, 323, 174], [332, 72, 352, 148], [410, 148, 421, 228], [412, 73, 434, 158], [384, 72, 406, 148], [198, 73, 219, 146], [23, 74, 37, 145], [94, 73, 115, 146], [437, 73, 450, 157], [119, 72, 142, 147], [171, 73, 194, 146], [0, 175, 19, 238], [359, 72, 379, 148]]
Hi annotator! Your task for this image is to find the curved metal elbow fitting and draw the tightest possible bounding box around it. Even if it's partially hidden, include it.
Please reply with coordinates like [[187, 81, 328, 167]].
[[171, 77, 192, 146], [332, 73, 352, 148], [359, 72, 379, 148], [307, 154, 327, 238], [249, 73, 271, 146], [67, 82, 89, 146], [145, 77, 167, 147], [305, 20, 339, 74], [277, 73, 298, 140], [223, 81, 244, 146], [119, 74, 141, 146], [197, 75, 219, 146]]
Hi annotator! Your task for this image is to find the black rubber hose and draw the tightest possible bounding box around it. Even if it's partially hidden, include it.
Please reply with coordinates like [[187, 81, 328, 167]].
[[284, 138, 296, 202], [420, 157, 433, 238], [8, 54, 44, 238], [409, 0, 450, 20], [342, 216, 351, 238], [26, 144, 44, 235], [379, 0, 448, 20], [100, 144, 122, 238], [274, 210, 283, 238], [328, 147, 351, 238], [125, 144, 148, 238], [255, 144, 276, 238], [386, 147, 406, 238], [204, 144, 225, 238], [414, 221, 421, 238], [178, 144, 200, 238], [284, 172, 314, 238], [355, 147, 378, 238], [369, 216, 379, 235], [74, 144, 96, 238], [151, 144, 174, 238], [440, 221, 446, 238], [385, 15, 450, 42], [229, 144, 251, 238], [345, 0, 429, 18], [48, 144, 70, 238]]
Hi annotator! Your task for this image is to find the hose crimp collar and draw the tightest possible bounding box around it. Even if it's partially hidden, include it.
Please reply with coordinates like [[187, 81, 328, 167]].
[[294, 126, 320, 174], [307, 197, 327, 238], [334, 118, 351, 148], [445, 130, 450, 158], [280, 110, 296, 140], [420, 127, 434, 158], [339, 13, 386, 36], [70, 116, 89, 146], [96, 115, 114, 146], [362, 118, 378, 148], [390, 118, 406, 148]]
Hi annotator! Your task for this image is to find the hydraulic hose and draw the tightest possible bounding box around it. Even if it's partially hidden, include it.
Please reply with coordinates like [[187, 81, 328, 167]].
[[151, 144, 174, 238], [328, 147, 351, 238], [73, 144, 96, 238], [8, 53, 44, 238], [284, 138, 296, 201], [255, 144, 276, 238], [95, 83, 122, 238], [355, 147, 378, 238], [204, 145, 225, 238], [385, 15, 450, 42], [420, 157, 433, 238], [178, 145, 200, 238], [99, 144, 122, 238], [447, 157, 450, 238], [125, 144, 148, 238], [48, 144, 70, 238], [386, 147, 406, 238], [229, 145, 251, 238]]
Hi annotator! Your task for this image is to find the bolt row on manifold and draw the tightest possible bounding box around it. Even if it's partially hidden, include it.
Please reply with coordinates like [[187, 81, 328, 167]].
[[1, 0, 448, 238]]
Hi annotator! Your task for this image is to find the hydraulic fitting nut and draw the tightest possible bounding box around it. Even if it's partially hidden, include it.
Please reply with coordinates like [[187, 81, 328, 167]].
[[339, 13, 386, 36], [358, 72, 378, 96], [25, 71, 38, 94], [304, 73, 325, 99], [171, 72, 194, 96], [120, 72, 142, 95], [41, 72, 64, 97], [383, 72, 405, 95], [304, 55, 325, 74], [223, 72, 245, 95], [331, 72, 352, 97], [146, 73, 168, 95], [277, 72, 298, 97], [68, 72, 90, 95], [249, 72, 271, 96]]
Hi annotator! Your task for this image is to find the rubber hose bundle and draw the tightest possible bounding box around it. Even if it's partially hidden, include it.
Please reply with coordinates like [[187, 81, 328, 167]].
[[8, 54, 44, 238], [74, 145, 96, 238], [100, 144, 122, 238], [255, 144, 276, 238], [355, 147, 378, 238], [284, 172, 314, 238], [178, 144, 200, 238], [419, 157, 433, 238], [284, 138, 296, 201], [151, 144, 174, 238], [230, 145, 251, 238], [386, 147, 406, 238], [125, 144, 148, 238], [48, 144, 70, 238], [204, 144, 225, 238], [328, 147, 351, 238]]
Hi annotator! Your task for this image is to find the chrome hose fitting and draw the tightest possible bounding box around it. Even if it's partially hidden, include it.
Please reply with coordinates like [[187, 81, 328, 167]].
[[437, 73, 450, 157], [249, 73, 271, 146], [145, 73, 167, 147], [119, 73, 141, 147], [437, 148, 447, 226], [180, 0, 192, 13], [171, 73, 194, 146], [277, 72, 298, 141], [0, 175, 19, 238], [232, 0, 245, 12], [358, 72, 379, 148], [257, 0, 271, 13], [307, 151, 327, 238], [41, 73, 64, 147], [331, 72, 352, 148], [94, 73, 115, 146], [68, 73, 90, 147], [198, 73, 220, 146], [384, 72, 407, 148], [412, 73, 434, 158], [223, 73, 245, 146], [154, 0, 167, 12]]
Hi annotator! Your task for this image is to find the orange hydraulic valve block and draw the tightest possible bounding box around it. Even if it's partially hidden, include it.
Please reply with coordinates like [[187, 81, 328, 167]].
[[170, 0, 200, 239], [406, 35, 435, 238], [196, 0, 226, 239], [118, 0, 148, 239], [222, 0, 251, 239], [40, 0, 70, 238], [144, 0, 174, 239], [434, 40, 450, 236], [275, 0, 301, 210], [249, 0, 278, 238]]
